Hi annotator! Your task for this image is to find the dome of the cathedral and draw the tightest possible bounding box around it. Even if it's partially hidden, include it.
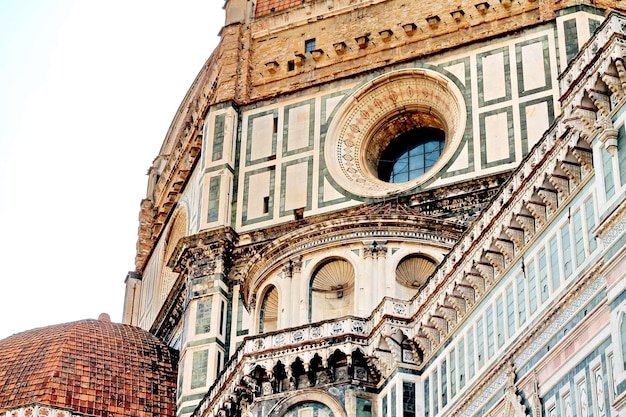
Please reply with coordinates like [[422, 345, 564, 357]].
[[0, 317, 178, 417]]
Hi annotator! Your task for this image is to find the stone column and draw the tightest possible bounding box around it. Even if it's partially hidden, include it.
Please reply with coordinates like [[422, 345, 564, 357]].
[[281, 261, 293, 329], [377, 243, 388, 300], [291, 256, 303, 325]]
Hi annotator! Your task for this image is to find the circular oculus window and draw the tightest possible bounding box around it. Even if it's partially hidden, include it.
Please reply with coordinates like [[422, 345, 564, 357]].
[[325, 69, 466, 198]]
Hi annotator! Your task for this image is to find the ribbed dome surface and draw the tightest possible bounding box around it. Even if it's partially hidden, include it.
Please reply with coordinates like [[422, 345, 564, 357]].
[[0, 318, 178, 416]]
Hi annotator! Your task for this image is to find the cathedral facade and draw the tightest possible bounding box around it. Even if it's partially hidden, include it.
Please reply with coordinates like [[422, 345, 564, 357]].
[[122, 1, 626, 417]]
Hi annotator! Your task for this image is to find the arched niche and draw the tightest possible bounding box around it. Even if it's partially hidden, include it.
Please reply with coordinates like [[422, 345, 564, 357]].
[[395, 254, 438, 288], [309, 258, 355, 323], [259, 285, 279, 333]]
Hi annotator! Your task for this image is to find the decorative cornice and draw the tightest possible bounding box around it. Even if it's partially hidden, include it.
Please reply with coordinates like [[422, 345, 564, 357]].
[[3, 403, 88, 417], [134, 49, 228, 273], [406, 10, 626, 361], [150, 227, 237, 339], [448, 268, 605, 417], [168, 227, 237, 271], [594, 195, 626, 247], [240, 212, 463, 307]]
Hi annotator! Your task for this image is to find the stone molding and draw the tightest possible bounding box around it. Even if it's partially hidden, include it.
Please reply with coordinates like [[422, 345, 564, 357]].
[[189, 12, 626, 417], [4, 405, 79, 417], [324, 68, 466, 198], [240, 212, 460, 307], [406, 11, 626, 360]]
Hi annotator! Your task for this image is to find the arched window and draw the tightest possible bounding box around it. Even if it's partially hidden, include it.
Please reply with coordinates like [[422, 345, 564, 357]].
[[280, 401, 335, 417], [259, 286, 279, 333], [395, 254, 437, 288], [378, 127, 445, 183], [310, 259, 355, 322]]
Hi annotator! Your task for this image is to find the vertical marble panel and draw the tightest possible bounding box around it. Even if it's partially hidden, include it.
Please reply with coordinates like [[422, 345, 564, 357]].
[[480, 107, 514, 168], [282, 160, 310, 213], [520, 42, 547, 92], [248, 112, 277, 163], [285, 102, 313, 154], [594, 366, 607, 417], [478, 48, 511, 106], [520, 98, 554, 154], [243, 169, 274, 224]]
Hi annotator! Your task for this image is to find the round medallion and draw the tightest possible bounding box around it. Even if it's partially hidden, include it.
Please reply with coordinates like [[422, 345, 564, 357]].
[[325, 68, 466, 198]]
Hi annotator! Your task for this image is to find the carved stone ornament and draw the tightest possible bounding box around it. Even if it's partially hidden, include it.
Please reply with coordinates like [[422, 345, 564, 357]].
[[596, 116, 619, 155], [384, 335, 403, 363], [529, 372, 543, 417], [291, 256, 303, 273], [324, 68, 466, 198], [502, 361, 542, 417]]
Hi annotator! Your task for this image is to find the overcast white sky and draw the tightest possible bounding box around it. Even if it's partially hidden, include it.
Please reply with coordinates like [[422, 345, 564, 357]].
[[0, 1, 224, 339]]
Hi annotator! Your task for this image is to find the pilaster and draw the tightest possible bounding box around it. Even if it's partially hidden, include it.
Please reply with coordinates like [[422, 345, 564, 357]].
[[176, 230, 236, 417], [291, 257, 303, 326], [122, 272, 142, 326], [200, 103, 239, 231]]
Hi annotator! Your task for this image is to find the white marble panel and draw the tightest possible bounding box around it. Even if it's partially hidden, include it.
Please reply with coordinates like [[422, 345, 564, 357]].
[[287, 105, 310, 152], [250, 114, 275, 161], [484, 111, 510, 163], [445, 62, 467, 87], [324, 95, 344, 122], [521, 41, 546, 91], [247, 170, 272, 218], [284, 162, 308, 211], [482, 52, 507, 102]]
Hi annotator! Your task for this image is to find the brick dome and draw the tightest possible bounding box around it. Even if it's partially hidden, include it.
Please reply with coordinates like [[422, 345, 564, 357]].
[[0, 318, 178, 417]]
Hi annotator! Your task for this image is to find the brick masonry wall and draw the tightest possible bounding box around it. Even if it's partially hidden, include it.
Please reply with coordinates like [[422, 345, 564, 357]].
[[213, 0, 623, 105]]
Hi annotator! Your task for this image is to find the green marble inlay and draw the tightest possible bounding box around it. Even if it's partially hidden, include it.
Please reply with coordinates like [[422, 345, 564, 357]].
[[477, 46, 512, 107], [589, 18, 601, 36], [190, 349, 208, 389], [207, 176, 221, 223], [282, 99, 315, 157], [187, 337, 225, 348], [618, 125, 626, 186], [435, 58, 475, 178], [479, 106, 515, 169], [203, 164, 234, 175], [516, 35, 553, 97], [212, 113, 225, 162], [195, 297, 212, 335], [564, 19, 579, 64], [279, 156, 313, 216]]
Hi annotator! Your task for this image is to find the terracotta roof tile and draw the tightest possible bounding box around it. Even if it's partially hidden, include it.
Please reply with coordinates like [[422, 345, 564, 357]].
[[0, 319, 178, 417]]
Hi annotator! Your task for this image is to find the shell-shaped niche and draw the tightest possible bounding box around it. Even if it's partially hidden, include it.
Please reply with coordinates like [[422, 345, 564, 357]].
[[396, 255, 437, 288], [311, 259, 355, 322], [260, 286, 279, 333], [312, 259, 355, 292]]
